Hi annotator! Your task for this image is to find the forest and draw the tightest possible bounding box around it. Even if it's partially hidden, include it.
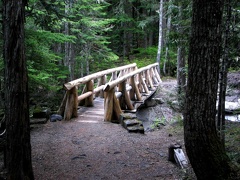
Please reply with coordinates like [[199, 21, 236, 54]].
[[0, 0, 240, 179], [0, 0, 239, 113]]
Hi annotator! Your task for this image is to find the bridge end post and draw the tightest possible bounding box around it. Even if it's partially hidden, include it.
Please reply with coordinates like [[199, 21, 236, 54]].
[[63, 86, 78, 121], [104, 88, 122, 122]]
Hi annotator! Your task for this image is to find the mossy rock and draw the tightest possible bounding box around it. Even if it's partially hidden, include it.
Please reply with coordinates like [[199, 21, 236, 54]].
[[32, 107, 50, 119]]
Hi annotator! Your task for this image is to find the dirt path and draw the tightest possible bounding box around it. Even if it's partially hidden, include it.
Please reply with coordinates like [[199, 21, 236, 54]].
[[31, 80, 188, 180], [31, 120, 183, 179]]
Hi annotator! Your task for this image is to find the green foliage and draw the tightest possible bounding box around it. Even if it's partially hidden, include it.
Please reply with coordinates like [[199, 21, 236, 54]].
[[224, 1, 240, 71], [131, 47, 157, 67], [25, 28, 72, 91], [68, 0, 119, 74], [225, 122, 240, 166], [150, 117, 167, 129], [107, 0, 159, 57], [132, 46, 178, 76]]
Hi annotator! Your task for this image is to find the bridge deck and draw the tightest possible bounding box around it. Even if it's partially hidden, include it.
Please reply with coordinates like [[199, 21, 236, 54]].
[[76, 87, 156, 123], [77, 97, 105, 123]]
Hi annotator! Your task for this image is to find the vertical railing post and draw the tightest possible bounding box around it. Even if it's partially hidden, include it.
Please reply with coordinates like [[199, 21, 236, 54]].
[[119, 80, 134, 110], [146, 69, 154, 89], [130, 76, 142, 101], [64, 86, 78, 120], [104, 88, 114, 121], [112, 72, 117, 91], [96, 75, 106, 98], [104, 88, 122, 122], [85, 80, 94, 106]]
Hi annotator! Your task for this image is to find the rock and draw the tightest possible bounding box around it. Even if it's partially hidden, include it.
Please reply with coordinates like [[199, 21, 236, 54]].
[[120, 114, 145, 134], [33, 108, 50, 119], [145, 99, 157, 107], [123, 119, 141, 128], [152, 97, 165, 104], [170, 100, 180, 111], [120, 113, 137, 120], [119, 113, 137, 125], [127, 125, 144, 134], [50, 114, 63, 122]]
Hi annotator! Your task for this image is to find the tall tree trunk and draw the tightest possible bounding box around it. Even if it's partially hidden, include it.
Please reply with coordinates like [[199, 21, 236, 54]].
[[163, 0, 172, 75], [156, 0, 163, 73], [184, 1, 235, 179], [177, 47, 186, 92], [2, 0, 34, 179], [176, 3, 186, 93], [64, 0, 74, 80], [217, 0, 231, 145]]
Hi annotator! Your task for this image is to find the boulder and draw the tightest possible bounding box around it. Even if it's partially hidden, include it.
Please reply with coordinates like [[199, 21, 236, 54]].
[[50, 114, 63, 122]]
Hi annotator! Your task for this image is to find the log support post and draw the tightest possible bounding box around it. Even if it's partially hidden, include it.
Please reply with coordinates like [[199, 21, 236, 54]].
[[119, 80, 134, 110], [79, 85, 86, 106], [96, 75, 106, 98], [130, 76, 142, 101], [154, 66, 162, 83], [151, 68, 159, 85], [146, 70, 154, 89], [112, 72, 117, 91], [85, 80, 94, 107], [58, 91, 67, 116], [64, 86, 78, 121], [104, 88, 122, 122], [118, 81, 127, 110]]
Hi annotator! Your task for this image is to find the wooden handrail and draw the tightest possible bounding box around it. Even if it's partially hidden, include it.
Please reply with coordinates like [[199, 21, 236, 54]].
[[64, 63, 137, 90], [103, 63, 159, 91]]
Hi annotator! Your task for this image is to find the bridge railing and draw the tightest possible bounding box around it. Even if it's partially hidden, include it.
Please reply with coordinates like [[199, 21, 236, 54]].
[[103, 63, 161, 122], [58, 63, 137, 120], [58, 62, 161, 121]]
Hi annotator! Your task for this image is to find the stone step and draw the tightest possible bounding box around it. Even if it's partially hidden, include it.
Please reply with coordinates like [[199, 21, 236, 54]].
[[120, 113, 144, 134], [123, 119, 141, 128], [126, 124, 144, 134]]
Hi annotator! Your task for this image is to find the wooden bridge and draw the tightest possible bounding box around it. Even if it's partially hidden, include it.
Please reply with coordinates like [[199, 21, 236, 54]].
[[58, 63, 162, 122]]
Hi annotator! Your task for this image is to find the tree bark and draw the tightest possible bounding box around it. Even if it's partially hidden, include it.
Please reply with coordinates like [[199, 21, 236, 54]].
[[184, 1, 235, 179], [156, 0, 163, 73], [177, 47, 186, 93], [64, 0, 75, 81], [2, 0, 34, 179], [176, 4, 186, 94], [217, 0, 232, 145], [163, 0, 172, 75]]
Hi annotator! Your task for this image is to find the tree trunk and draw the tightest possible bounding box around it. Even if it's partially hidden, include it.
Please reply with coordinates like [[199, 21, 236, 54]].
[[176, 3, 186, 94], [184, 1, 235, 179], [64, 0, 75, 81], [163, 0, 172, 75], [217, 0, 231, 145], [177, 47, 186, 93], [2, 0, 34, 179], [156, 0, 163, 73]]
